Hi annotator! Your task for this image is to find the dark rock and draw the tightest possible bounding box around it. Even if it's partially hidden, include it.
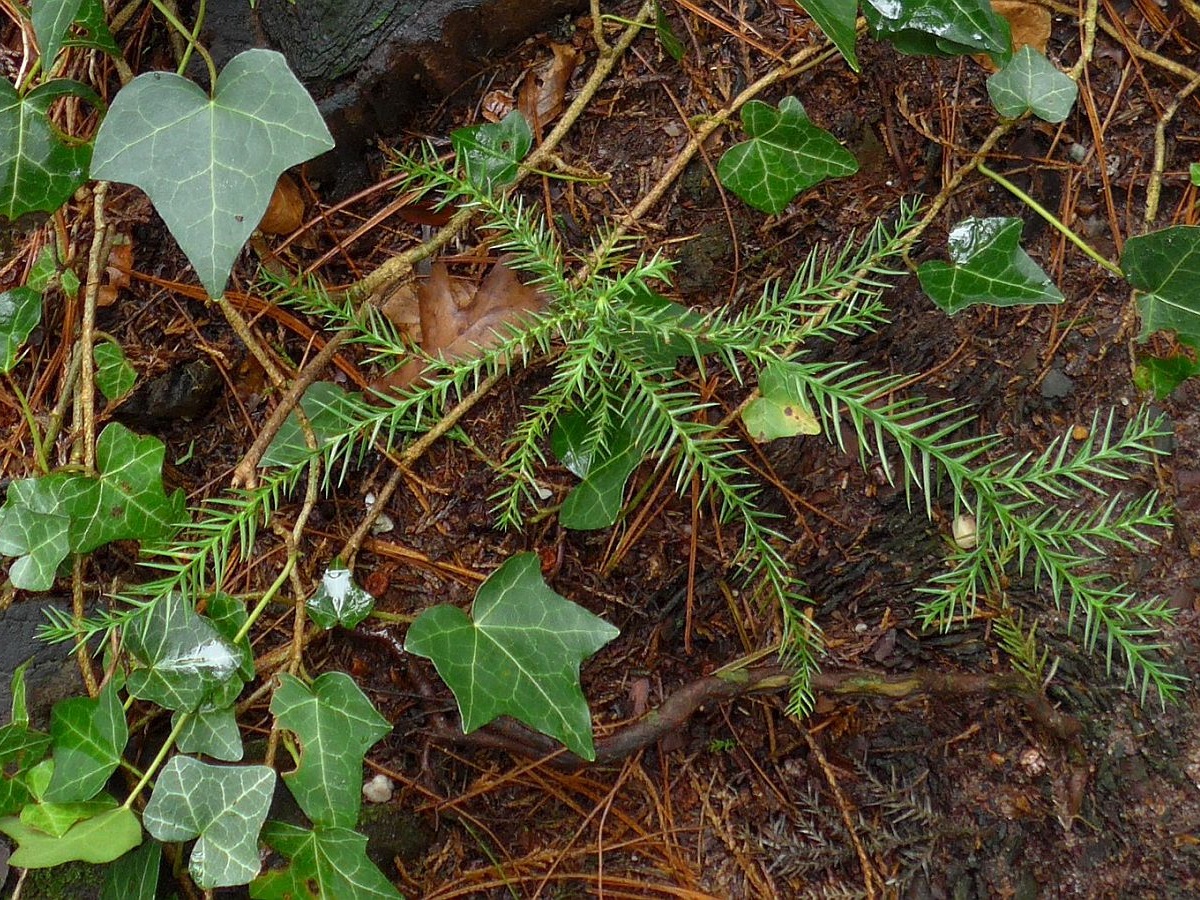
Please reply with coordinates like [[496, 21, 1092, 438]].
[[115, 358, 223, 427], [197, 0, 586, 194], [1040, 367, 1074, 400], [0, 597, 86, 728]]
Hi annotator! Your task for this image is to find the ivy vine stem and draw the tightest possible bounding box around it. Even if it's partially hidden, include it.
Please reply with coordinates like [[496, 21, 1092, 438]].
[[123, 708, 191, 809], [977, 162, 1124, 277]]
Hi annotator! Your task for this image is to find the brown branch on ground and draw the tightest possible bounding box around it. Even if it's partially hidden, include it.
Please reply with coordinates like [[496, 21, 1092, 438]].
[[424, 665, 1083, 770]]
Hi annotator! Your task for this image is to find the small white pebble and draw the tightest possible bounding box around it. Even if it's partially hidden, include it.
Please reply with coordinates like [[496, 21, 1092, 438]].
[[363, 773, 394, 804], [854, 622, 868, 634], [952, 513, 978, 550]]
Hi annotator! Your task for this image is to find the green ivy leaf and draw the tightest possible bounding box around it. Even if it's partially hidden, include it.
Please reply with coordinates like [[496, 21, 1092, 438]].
[[717, 96, 858, 215], [142, 755, 275, 889], [0, 78, 92, 220], [405, 553, 619, 760], [620, 286, 716, 369], [0, 422, 185, 590], [33, 0, 85, 72], [270, 672, 391, 828], [917, 216, 1064, 313], [0, 805, 141, 867], [1191, 162, 1200, 186], [101, 839, 162, 900], [1133, 354, 1200, 399], [307, 561, 376, 630], [987, 47, 1078, 123], [251, 822, 402, 899], [1121, 225, 1200, 344], [174, 704, 243, 761], [20, 793, 117, 839], [0, 726, 51, 817], [44, 680, 126, 802], [205, 592, 255, 681], [451, 109, 532, 194], [551, 408, 640, 530], [125, 594, 243, 711], [742, 361, 822, 442], [64, 0, 121, 59], [796, 0, 860, 70], [0, 287, 42, 373], [261, 381, 363, 468], [91, 49, 334, 297], [863, 0, 1011, 60], [94, 340, 137, 401]]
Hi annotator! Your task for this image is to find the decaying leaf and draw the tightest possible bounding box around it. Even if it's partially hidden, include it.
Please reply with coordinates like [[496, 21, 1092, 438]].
[[518, 43, 580, 131], [975, 0, 1051, 69], [258, 173, 304, 235], [377, 258, 548, 392]]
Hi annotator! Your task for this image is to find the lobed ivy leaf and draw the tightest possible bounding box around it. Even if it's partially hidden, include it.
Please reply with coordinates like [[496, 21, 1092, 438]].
[[620, 286, 716, 369], [987, 47, 1078, 123], [270, 672, 391, 828], [0, 805, 141, 867], [93, 340, 137, 401], [32, 0, 85, 73], [261, 381, 363, 468], [174, 704, 243, 761], [63, 0, 121, 59], [20, 793, 117, 839], [863, 0, 1010, 60], [307, 561, 376, 630], [451, 109, 532, 194], [1133, 354, 1200, 400], [142, 755, 275, 889], [0, 78, 92, 219], [44, 680, 126, 802], [551, 408, 641, 530], [0, 421, 185, 591], [205, 591, 255, 681], [405, 553, 619, 760], [796, 0, 860, 70], [654, 1, 686, 61], [91, 49, 334, 298], [251, 822, 402, 899], [717, 96, 858, 215], [0, 722, 51, 817], [1121, 225, 1200, 345], [124, 593, 243, 711], [917, 216, 1063, 313], [0, 287, 42, 373], [101, 839, 161, 900], [742, 361, 822, 442]]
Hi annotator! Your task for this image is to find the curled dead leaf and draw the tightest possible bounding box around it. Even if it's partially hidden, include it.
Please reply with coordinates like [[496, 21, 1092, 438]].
[[258, 173, 305, 235], [975, 1, 1052, 70], [518, 43, 580, 131], [375, 258, 549, 393]]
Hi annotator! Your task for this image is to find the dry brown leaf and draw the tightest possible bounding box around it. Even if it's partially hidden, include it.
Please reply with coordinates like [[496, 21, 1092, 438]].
[[258, 173, 305, 235], [975, 1, 1052, 70], [517, 43, 580, 131], [376, 258, 548, 392], [482, 89, 516, 123]]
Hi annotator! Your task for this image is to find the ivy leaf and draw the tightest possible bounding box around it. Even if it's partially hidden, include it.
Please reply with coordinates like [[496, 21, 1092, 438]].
[[1133, 354, 1200, 399], [620, 286, 716, 369], [987, 47, 1078, 123], [251, 822, 402, 899], [0, 287, 42, 373], [93, 340, 137, 401], [307, 561, 376, 630], [125, 594, 243, 711], [64, 0, 121, 59], [101, 839, 161, 900], [551, 408, 640, 530], [0, 78, 92, 219], [0, 711, 51, 817], [742, 361, 822, 442], [44, 680, 126, 802], [796, 0, 860, 70], [91, 49, 334, 297], [174, 704, 243, 762], [717, 96, 858, 215], [142, 755, 275, 889], [21, 792, 117, 839], [1121, 225, 1200, 344], [261, 381, 362, 468], [405, 553, 619, 760], [0, 805, 141, 867], [917, 216, 1064, 313], [451, 109, 532, 194], [0, 421, 185, 590], [33, 0, 85, 72], [270, 672, 391, 828], [205, 592, 255, 681], [863, 0, 1011, 60]]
